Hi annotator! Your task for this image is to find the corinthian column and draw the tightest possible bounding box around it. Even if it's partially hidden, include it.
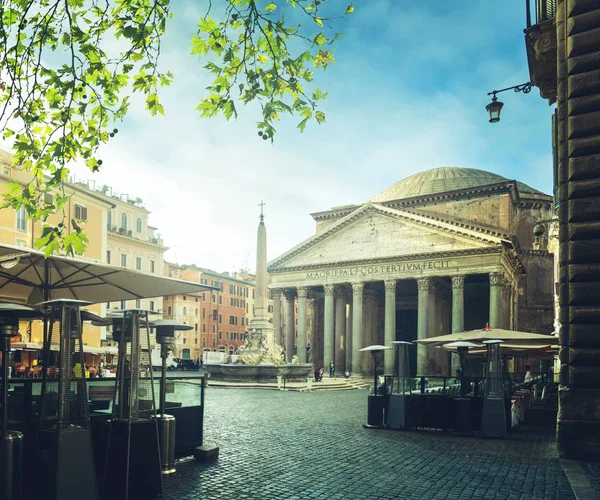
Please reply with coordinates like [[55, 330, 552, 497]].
[[451, 276, 465, 334], [334, 287, 346, 373], [417, 277, 431, 376], [272, 288, 282, 346], [351, 283, 364, 375], [384, 279, 397, 374], [284, 289, 296, 362], [297, 287, 308, 363], [323, 284, 335, 368], [489, 272, 503, 328]]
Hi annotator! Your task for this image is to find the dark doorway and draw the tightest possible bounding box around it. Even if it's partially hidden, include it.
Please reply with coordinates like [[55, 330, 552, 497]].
[[396, 309, 418, 377], [464, 274, 490, 330]]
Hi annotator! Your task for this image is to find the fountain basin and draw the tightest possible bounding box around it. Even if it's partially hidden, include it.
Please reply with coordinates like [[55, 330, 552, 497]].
[[204, 363, 313, 383]]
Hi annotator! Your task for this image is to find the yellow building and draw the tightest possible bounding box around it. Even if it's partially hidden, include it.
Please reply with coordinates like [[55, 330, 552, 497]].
[[0, 149, 168, 368], [0, 150, 112, 360]]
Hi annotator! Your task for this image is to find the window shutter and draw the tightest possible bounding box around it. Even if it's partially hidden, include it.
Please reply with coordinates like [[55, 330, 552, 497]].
[[552, 109, 559, 211], [82, 207, 88, 220]]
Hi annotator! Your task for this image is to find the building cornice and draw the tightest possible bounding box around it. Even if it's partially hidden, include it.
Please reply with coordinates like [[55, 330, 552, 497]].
[[269, 247, 503, 274], [108, 231, 168, 250]]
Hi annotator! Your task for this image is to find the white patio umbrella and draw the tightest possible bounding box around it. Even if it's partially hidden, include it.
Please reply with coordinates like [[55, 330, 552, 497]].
[[416, 324, 557, 348], [0, 243, 217, 304]]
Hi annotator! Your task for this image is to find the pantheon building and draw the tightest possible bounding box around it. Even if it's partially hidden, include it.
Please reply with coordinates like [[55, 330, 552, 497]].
[[268, 167, 555, 376]]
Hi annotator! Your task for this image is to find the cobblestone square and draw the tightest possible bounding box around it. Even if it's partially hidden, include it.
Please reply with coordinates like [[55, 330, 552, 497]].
[[163, 389, 574, 500]]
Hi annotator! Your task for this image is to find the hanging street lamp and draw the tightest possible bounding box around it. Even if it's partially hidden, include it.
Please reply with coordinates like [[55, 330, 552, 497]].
[[486, 82, 533, 123]]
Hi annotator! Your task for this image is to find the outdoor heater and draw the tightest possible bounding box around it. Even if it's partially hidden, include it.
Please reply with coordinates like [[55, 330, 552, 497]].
[[37, 299, 104, 500], [102, 309, 162, 500], [481, 339, 508, 438], [387, 341, 413, 430], [0, 303, 43, 500], [151, 319, 191, 475], [359, 345, 392, 429]]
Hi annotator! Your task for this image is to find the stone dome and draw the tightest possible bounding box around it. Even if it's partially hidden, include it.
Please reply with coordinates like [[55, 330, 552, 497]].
[[368, 167, 545, 203]]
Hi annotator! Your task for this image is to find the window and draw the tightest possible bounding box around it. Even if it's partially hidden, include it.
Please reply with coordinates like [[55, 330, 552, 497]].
[[195, 324, 198, 332], [136, 257, 142, 271], [219, 331, 222, 340], [150, 260, 155, 273], [74, 204, 88, 220], [202, 338, 207, 348], [107, 250, 111, 264], [121, 254, 127, 267], [16, 206, 26, 231], [219, 314, 222, 324], [120, 300, 126, 309], [107, 210, 112, 229], [268, 305, 273, 313], [226, 332, 229, 340], [195, 308, 198, 316], [135, 299, 141, 308], [183, 296, 187, 301], [183, 307, 187, 316], [195, 338, 198, 345], [212, 325, 216, 333], [202, 308, 206, 319], [202, 293, 206, 301], [121, 212, 127, 230], [16, 239, 27, 247], [241, 317, 245, 326], [252, 289, 255, 299], [212, 310, 218, 320], [183, 337, 187, 344], [136, 217, 142, 233], [202, 324, 206, 333], [219, 295, 222, 305], [149, 301, 155, 311], [212, 295, 216, 303], [168, 306, 172, 316]]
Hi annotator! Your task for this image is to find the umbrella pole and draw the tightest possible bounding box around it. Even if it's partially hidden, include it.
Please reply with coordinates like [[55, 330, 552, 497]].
[[2, 341, 8, 435], [372, 352, 377, 395]]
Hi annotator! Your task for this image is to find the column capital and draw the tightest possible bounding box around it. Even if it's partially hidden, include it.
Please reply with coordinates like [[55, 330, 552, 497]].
[[351, 282, 364, 294], [384, 279, 397, 293], [323, 284, 335, 296], [417, 277, 433, 292], [451, 275, 465, 289], [297, 286, 308, 298], [270, 288, 283, 299], [489, 272, 505, 287], [334, 285, 347, 298]]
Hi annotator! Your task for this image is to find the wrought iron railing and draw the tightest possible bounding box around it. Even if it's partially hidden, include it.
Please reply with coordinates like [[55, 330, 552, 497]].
[[526, 0, 557, 28]]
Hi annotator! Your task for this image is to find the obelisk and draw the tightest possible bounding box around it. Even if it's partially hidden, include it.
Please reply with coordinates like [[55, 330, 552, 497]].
[[238, 201, 283, 365], [250, 201, 274, 339]]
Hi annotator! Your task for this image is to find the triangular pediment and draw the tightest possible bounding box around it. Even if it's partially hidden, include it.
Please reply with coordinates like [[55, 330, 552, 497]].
[[269, 204, 508, 271]]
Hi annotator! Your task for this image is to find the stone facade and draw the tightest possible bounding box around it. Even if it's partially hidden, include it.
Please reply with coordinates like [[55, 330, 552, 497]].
[[268, 168, 554, 376]]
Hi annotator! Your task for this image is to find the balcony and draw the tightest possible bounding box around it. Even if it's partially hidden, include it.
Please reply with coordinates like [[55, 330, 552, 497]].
[[524, 0, 557, 103]]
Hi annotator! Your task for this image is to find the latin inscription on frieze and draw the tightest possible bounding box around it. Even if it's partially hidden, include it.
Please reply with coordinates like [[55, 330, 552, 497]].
[[305, 260, 451, 280]]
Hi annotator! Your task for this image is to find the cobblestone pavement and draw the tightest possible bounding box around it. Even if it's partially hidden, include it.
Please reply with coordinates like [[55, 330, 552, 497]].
[[163, 389, 574, 500], [580, 462, 600, 496]]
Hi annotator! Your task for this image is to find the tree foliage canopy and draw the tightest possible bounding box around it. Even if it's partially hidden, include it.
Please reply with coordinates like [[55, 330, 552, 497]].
[[0, 0, 352, 256]]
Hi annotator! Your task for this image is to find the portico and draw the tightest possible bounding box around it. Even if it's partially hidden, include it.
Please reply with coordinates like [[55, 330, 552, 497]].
[[268, 201, 523, 376]]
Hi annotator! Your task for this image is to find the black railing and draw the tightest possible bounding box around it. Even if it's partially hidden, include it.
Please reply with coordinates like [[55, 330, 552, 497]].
[[526, 0, 557, 28]]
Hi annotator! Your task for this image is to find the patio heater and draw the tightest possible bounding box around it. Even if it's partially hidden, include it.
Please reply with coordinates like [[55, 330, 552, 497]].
[[102, 309, 162, 500], [37, 299, 104, 500], [387, 341, 413, 430], [481, 339, 508, 438], [151, 319, 191, 475], [0, 303, 43, 500], [359, 345, 392, 429]]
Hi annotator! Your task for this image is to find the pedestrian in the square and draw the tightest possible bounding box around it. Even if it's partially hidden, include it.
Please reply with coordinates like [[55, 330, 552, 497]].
[[329, 360, 335, 379]]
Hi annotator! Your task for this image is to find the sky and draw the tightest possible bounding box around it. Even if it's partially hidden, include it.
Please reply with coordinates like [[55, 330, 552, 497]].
[[15, 0, 556, 273]]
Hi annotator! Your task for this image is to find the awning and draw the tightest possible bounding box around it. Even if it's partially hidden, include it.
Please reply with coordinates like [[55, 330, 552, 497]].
[[0, 243, 217, 304], [416, 325, 558, 347], [10, 341, 43, 350], [83, 345, 119, 355]]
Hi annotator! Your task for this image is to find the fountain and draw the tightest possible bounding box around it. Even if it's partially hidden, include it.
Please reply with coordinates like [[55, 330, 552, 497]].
[[204, 202, 313, 383]]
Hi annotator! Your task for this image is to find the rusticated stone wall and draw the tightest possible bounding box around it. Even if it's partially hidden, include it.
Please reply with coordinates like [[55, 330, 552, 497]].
[[556, 0, 600, 461]]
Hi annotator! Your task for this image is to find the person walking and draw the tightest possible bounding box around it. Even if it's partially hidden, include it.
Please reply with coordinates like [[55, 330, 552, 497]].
[[328, 360, 335, 379]]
